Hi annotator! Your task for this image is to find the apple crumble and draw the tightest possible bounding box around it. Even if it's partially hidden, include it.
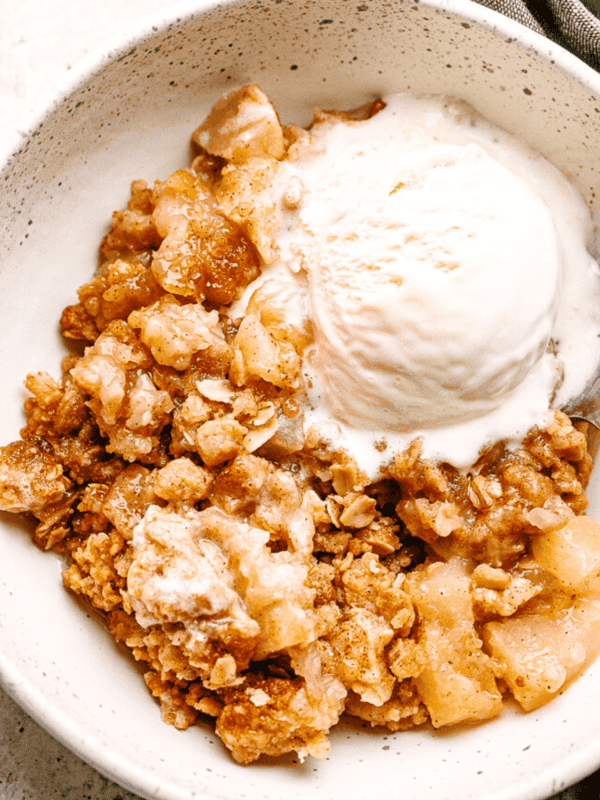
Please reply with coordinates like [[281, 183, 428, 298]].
[[2, 85, 600, 764]]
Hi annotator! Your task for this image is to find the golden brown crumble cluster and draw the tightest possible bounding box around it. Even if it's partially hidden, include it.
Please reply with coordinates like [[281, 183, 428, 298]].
[[2, 85, 600, 765]]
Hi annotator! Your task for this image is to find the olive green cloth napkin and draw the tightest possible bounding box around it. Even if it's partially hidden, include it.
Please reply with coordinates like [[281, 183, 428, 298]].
[[475, 0, 600, 68]]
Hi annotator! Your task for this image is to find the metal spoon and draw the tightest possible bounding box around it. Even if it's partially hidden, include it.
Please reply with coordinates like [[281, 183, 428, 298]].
[[560, 370, 600, 429]]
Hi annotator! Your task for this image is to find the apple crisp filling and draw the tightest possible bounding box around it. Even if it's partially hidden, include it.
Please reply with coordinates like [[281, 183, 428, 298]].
[[2, 85, 600, 765]]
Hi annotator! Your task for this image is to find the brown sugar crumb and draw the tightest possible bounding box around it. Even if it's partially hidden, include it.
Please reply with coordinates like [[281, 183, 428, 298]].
[[3, 85, 600, 767], [0, 439, 67, 515], [345, 679, 428, 732], [63, 529, 129, 611], [215, 674, 345, 765], [100, 179, 162, 258]]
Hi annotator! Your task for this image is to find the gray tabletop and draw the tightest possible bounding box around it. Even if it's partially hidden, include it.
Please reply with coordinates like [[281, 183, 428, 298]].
[[1, 2, 600, 798]]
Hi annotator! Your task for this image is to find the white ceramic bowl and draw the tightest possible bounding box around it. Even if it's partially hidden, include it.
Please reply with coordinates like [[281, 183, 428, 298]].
[[3, 1, 600, 798]]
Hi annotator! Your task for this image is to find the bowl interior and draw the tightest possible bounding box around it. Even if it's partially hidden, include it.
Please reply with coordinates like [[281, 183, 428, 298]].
[[3, 1, 600, 799]]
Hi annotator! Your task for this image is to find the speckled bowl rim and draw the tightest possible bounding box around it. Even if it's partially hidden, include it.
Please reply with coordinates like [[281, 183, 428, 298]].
[[3, 1, 600, 799], [4, 0, 600, 168]]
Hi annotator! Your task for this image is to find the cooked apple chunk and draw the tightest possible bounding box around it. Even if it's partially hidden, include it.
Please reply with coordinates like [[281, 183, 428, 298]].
[[531, 515, 600, 591]]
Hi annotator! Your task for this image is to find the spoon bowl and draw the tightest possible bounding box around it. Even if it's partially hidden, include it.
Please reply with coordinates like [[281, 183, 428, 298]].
[[560, 371, 600, 428]]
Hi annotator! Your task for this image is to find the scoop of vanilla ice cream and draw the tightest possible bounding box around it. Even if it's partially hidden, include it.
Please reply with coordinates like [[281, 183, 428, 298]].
[[230, 93, 600, 474], [287, 112, 561, 429]]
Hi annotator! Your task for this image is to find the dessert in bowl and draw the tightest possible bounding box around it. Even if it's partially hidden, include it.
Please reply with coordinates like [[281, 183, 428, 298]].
[[3, 1, 600, 798]]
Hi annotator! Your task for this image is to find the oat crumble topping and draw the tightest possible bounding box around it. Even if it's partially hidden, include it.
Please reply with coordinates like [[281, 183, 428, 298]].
[[2, 85, 600, 765]]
